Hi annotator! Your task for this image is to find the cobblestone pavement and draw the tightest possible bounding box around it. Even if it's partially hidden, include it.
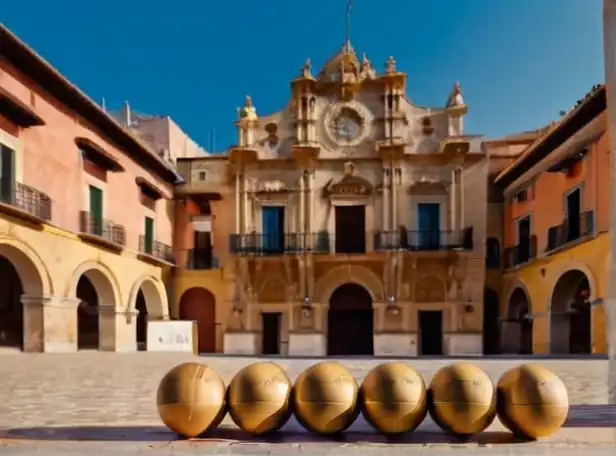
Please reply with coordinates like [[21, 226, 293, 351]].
[[0, 353, 614, 454]]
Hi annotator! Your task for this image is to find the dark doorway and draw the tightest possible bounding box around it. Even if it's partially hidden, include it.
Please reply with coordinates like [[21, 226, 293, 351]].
[[516, 216, 531, 263], [334, 205, 366, 253], [419, 310, 443, 355], [136, 290, 148, 351], [551, 270, 591, 354], [191, 231, 213, 268], [77, 275, 99, 350], [483, 288, 500, 354], [262, 206, 285, 254], [0, 255, 23, 348], [327, 283, 373, 355], [179, 287, 216, 353], [566, 188, 581, 241], [261, 312, 281, 355]]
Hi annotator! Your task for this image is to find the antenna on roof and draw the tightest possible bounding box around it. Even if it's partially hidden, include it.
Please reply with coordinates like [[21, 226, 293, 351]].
[[212, 130, 217, 153], [345, 0, 353, 50], [101, 97, 107, 112]]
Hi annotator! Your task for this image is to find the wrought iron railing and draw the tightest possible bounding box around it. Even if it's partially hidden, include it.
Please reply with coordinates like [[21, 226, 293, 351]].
[[373, 227, 474, 251], [546, 210, 594, 252], [504, 235, 537, 268], [0, 182, 52, 221], [185, 248, 220, 269], [139, 236, 174, 263], [79, 211, 126, 246]]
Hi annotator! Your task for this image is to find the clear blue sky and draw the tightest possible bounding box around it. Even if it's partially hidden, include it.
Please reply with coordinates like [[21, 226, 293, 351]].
[[2, 0, 604, 152]]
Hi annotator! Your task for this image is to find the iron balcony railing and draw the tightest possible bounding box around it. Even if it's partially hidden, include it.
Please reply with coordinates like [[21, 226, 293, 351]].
[[0, 182, 52, 221], [139, 236, 175, 263], [546, 210, 594, 252], [185, 248, 220, 269], [79, 211, 126, 246], [373, 228, 474, 251], [504, 235, 537, 268]]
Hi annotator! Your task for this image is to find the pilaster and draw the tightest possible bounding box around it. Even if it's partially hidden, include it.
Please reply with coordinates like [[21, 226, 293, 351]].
[[21, 295, 80, 353]]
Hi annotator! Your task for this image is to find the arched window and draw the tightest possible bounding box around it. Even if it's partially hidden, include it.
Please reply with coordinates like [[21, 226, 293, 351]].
[[486, 237, 501, 268]]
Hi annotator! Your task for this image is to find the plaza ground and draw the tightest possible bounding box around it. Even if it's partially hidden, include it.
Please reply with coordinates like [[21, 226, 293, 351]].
[[0, 353, 614, 455]]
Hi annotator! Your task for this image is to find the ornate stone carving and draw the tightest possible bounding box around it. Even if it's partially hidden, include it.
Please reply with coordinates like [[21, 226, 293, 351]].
[[258, 279, 287, 303], [322, 165, 373, 198], [414, 276, 446, 303], [446, 82, 465, 108], [408, 179, 448, 194], [237, 95, 258, 121]]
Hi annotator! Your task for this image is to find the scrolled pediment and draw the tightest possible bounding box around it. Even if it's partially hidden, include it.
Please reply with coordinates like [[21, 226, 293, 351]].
[[255, 180, 292, 195], [407, 179, 448, 195], [323, 175, 373, 198]]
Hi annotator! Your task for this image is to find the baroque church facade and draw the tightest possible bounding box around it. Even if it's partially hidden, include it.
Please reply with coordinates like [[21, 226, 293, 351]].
[[174, 41, 491, 357]]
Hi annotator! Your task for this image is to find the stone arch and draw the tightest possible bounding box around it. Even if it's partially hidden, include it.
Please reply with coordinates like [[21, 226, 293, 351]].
[[0, 239, 52, 350], [414, 275, 446, 303], [67, 261, 120, 350], [327, 282, 374, 356], [179, 287, 216, 353], [128, 275, 168, 318], [316, 265, 384, 305], [502, 286, 533, 354], [549, 267, 594, 354]]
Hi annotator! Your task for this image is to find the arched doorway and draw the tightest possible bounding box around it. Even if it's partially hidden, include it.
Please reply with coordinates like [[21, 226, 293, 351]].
[[179, 287, 216, 353], [74, 268, 116, 350], [0, 243, 47, 351], [550, 270, 592, 354], [483, 288, 500, 354], [136, 290, 148, 350], [503, 288, 533, 354], [327, 283, 373, 356]]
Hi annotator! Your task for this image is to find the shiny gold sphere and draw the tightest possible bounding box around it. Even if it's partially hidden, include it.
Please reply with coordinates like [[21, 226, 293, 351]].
[[156, 362, 227, 438], [428, 363, 496, 437], [497, 364, 569, 440], [293, 362, 359, 434], [360, 362, 428, 435], [227, 362, 293, 435]]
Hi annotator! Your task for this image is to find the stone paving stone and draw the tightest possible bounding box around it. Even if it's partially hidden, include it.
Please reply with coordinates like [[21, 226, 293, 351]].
[[0, 353, 613, 453]]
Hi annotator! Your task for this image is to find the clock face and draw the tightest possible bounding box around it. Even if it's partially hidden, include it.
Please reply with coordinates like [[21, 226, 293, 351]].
[[330, 109, 363, 143]]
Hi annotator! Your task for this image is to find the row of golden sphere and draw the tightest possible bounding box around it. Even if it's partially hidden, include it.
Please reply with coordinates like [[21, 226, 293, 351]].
[[157, 361, 569, 441]]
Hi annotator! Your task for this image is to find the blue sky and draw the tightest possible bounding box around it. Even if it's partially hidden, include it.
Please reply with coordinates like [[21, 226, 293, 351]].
[[2, 0, 604, 151]]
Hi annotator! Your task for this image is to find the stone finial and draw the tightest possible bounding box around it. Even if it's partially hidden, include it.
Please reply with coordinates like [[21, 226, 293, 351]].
[[446, 81, 465, 108], [386, 56, 397, 74], [238, 95, 258, 121], [301, 58, 313, 78]]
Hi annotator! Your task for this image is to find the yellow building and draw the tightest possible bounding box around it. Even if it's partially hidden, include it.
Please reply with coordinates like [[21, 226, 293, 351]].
[[0, 25, 176, 352], [495, 85, 608, 355], [173, 41, 492, 356]]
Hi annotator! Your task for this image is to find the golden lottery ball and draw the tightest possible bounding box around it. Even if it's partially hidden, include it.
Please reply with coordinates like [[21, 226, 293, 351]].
[[497, 364, 569, 440], [293, 362, 360, 434], [428, 363, 496, 437], [227, 362, 293, 435], [156, 362, 227, 438], [360, 362, 428, 435]]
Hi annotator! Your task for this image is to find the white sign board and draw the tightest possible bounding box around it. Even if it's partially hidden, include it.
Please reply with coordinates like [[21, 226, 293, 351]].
[[147, 321, 196, 353]]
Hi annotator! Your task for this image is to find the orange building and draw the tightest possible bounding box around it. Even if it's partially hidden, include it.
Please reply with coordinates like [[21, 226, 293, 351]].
[[496, 84, 608, 355], [0, 25, 177, 352]]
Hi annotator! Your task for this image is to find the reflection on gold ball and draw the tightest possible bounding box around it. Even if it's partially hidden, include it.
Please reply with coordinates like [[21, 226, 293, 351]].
[[156, 362, 226, 438], [497, 364, 569, 440], [360, 362, 428, 435], [428, 363, 496, 437], [227, 362, 293, 435], [293, 362, 359, 434]]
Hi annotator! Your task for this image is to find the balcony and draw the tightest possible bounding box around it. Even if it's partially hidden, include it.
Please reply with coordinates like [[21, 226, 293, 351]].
[[0, 182, 52, 222], [185, 248, 220, 269], [546, 211, 594, 252], [139, 236, 175, 264], [79, 211, 126, 250], [373, 228, 474, 251], [229, 232, 361, 255], [504, 235, 537, 268]]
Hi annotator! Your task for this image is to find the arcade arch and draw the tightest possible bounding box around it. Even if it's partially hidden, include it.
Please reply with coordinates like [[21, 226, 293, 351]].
[[504, 287, 533, 354]]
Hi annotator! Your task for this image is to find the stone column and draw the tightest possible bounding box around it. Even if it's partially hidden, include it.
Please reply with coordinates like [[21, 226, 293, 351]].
[[450, 168, 457, 232], [383, 167, 390, 232], [457, 167, 464, 230], [99, 304, 139, 352], [308, 170, 315, 239], [234, 172, 241, 233], [243, 175, 249, 233], [391, 166, 398, 230], [21, 295, 80, 353], [299, 171, 305, 236]]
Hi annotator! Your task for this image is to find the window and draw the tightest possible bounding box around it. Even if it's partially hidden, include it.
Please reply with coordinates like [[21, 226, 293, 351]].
[[486, 237, 501, 268], [144, 217, 154, 254], [0, 144, 16, 203], [514, 190, 528, 203], [198, 171, 206, 181], [88, 185, 104, 236]]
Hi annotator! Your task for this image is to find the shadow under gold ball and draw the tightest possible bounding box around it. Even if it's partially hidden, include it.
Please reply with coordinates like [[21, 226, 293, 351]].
[[360, 362, 428, 435], [156, 362, 227, 438], [227, 362, 293, 435], [293, 362, 359, 434], [428, 363, 496, 437], [497, 364, 569, 440]]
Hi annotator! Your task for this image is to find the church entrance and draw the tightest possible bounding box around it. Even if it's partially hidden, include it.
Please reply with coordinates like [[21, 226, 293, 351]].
[[327, 283, 373, 356], [419, 310, 443, 355], [334, 205, 366, 254], [261, 312, 281, 355]]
